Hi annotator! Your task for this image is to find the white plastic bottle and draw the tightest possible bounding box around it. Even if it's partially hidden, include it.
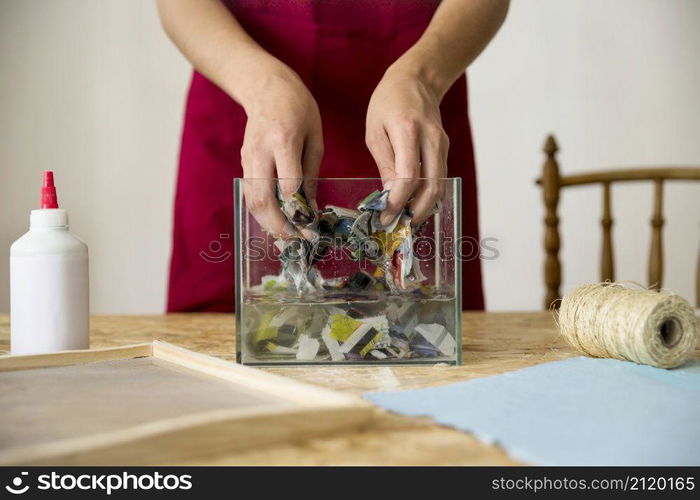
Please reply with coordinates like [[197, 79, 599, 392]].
[[10, 171, 89, 354]]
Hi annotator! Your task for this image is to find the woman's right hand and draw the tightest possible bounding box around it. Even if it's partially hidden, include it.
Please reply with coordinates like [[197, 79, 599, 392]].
[[239, 63, 324, 238], [156, 0, 323, 237]]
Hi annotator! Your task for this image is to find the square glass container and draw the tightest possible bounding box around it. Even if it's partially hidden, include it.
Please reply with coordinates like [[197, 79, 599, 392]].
[[234, 178, 461, 365]]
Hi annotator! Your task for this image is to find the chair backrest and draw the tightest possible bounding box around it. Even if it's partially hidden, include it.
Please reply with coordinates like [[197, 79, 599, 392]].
[[536, 134, 700, 309]]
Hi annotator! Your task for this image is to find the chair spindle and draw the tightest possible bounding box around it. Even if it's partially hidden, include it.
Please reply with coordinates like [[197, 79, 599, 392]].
[[648, 179, 665, 289], [542, 135, 561, 308], [601, 181, 614, 282], [696, 231, 700, 307]]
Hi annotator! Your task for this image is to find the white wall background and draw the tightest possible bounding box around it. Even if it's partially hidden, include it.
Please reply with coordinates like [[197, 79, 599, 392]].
[[1, 0, 699, 313]]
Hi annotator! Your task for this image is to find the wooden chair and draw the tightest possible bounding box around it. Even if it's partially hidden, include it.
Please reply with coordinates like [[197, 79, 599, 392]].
[[536, 134, 700, 309]]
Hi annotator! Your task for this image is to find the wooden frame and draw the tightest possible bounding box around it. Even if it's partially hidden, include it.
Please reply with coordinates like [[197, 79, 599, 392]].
[[536, 134, 700, 309], [0, 341, 375, 465]]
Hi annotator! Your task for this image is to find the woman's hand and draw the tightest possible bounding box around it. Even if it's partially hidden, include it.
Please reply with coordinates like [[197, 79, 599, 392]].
[[365, 0, 510, 227], [365, 65, 448, 227], [157, 0, 323, 238], [240, 62, 324, 238]]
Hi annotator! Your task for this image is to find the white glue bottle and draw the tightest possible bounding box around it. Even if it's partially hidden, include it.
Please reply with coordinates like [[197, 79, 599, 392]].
[[10, 171, 89, 354]]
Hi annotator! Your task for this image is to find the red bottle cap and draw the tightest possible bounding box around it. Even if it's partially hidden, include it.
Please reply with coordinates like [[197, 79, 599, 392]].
[[40, 171, 59, 209]]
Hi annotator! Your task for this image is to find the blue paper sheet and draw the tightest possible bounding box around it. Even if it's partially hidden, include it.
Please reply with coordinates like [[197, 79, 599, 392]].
[[364, 357, 700, 465]]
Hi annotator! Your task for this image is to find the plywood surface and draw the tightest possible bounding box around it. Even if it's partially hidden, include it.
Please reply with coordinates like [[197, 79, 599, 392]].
[[0, 357, 286, 451], [0, 311, 673, 465]]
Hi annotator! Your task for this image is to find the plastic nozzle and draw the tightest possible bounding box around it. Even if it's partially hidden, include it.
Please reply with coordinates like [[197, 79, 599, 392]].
[[41, 171, 59, 209]]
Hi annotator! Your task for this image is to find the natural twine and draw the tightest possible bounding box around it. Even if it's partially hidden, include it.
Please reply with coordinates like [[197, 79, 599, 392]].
[[557, 282, 698, 368]]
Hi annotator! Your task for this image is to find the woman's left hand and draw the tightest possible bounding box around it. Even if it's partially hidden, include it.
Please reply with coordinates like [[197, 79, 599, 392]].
[[365, 65, 448, 227]]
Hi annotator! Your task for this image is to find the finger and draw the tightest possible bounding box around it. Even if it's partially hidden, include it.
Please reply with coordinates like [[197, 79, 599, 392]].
[[243, 180, 295, 239], [275, 141, 320, 240], [381, 122, 420, 225], [275, 140, 304, 200], [302, 129, 324, 211], [365, 126, 395, 189], [409, 127, 448, 225], [242, 156, 295, 239]]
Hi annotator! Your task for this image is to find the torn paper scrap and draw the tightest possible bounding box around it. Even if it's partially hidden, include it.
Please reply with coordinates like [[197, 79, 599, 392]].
[[413, 323, 456, 356], [296, 335, 320, 361]]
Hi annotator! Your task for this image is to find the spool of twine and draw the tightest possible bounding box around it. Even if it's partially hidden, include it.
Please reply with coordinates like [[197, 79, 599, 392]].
[[558, 282, 698, 368]]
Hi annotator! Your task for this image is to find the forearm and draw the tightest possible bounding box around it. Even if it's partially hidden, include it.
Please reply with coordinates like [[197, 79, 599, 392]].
[[156, 0, 294, 110], [390, 0, 510, 98]]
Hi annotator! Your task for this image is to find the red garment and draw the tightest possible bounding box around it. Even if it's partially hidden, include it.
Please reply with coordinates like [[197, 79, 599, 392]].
[[168, 0, 484, 312]]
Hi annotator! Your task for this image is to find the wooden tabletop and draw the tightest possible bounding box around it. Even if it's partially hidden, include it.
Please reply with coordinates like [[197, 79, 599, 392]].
[[0, 311, 575, 465]]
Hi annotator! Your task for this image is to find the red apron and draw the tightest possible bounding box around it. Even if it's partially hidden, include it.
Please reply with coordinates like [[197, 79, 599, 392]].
[[167, 0, 484, 312]]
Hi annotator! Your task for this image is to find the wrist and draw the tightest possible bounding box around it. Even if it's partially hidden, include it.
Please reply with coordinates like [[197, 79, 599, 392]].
[[222, 52, 300, 112], [385, 53, 452, 101]]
